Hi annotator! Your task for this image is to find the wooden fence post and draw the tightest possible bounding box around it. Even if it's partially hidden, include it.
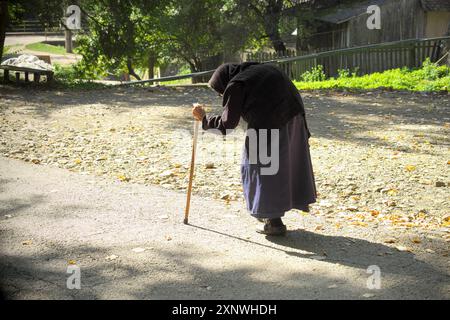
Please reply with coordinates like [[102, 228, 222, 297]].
[[3, 69, 9, 82], [65, 29, 73, 53]]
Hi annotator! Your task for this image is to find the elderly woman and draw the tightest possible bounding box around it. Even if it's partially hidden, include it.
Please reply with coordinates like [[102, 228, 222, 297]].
[[192, 62, 316, 236]]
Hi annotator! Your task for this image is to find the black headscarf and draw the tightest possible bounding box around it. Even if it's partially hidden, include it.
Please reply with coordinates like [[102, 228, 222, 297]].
[[208, 62, 260, 95]]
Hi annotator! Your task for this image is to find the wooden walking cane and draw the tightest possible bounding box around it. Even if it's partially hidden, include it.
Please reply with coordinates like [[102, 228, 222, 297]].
[[183, 118, 200, 224]]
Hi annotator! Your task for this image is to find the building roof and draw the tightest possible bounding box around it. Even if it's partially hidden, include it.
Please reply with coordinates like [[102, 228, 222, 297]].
[[316, 0, 386, 24], [420, 0, 450, 11]]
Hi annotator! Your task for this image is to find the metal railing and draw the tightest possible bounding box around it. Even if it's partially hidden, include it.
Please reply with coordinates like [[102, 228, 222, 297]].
[[256, 36, 450, 79], [117, 70, 216, 86], [119, 36, 450, 86]]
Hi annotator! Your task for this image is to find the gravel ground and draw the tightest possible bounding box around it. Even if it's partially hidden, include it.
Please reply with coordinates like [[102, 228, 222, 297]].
[[0, 84, 449, 299], [0, 85, 449, 236]]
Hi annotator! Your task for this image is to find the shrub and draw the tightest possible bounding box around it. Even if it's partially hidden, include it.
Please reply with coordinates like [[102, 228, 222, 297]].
[[337, 68, 350, 78], [293, 59, 450, 92], [301, 65, 327, 82], [53, 64, 109, 90]]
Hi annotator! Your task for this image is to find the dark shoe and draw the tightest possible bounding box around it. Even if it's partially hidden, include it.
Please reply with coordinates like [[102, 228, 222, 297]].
[[256, 219, 287, 236]]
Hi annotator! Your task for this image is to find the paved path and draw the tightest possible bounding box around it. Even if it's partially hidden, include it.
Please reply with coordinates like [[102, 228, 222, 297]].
[[4, 35, 67, 46], [0, 156, 448, 299]]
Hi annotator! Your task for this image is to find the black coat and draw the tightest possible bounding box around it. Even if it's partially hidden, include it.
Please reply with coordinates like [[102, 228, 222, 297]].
[[226, 63, 306, 130], [208, 62, 308, 132]]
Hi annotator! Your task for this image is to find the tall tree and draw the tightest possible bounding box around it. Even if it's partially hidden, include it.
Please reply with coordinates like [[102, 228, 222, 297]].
[[7, 0, 69, 29], [236, 0, 288, 53], [0, 0, 8, 64], [233, 0, 332, 54], [76, 0, 162, 80], [157, 0, 225, 73]]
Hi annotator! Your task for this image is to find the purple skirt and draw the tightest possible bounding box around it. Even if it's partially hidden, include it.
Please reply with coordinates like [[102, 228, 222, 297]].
[[240, 114, 317, 218]]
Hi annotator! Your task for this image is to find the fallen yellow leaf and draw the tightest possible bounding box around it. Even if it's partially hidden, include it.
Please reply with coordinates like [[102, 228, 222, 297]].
[[400, 222, 417, 228], [350, 221, 368, 227], [117, 174, 130, 182], [297, 210, 309, 216], [411, 237, 422, 244], [370, 210, 380, 217], [387, 189, 398, 196], [405, 165, 416, 172], [441, 221, 450, 227]]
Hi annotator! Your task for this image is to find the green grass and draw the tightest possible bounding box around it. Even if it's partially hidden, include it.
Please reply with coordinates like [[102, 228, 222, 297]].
[[159, 64, 193, 85], [2, 46, 10, 55], [2, 44, 21, 55], [162, 78, 192, 85], [293, 59, 450, 92], [25, 42, 67, 55], [52, 64, 109, 90]]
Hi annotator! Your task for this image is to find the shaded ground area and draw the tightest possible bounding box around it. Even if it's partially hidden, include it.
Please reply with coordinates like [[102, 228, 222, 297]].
[[0, 157, 449, 299], [0, 85, 449, 299]]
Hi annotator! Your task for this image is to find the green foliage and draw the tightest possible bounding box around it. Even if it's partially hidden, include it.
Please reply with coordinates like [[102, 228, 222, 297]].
[[74, 0, 163, 80], [156, 0, 227, 72], [417, 58, 448, 80], [73, 34, 118, 80], [162, 64, 193, 85], [53, 64, 108, 90], [234, 0, 301, 52], [337, 68, 350, 78], [301, 65, 326, 82], [43, 0, 306, 80], [337, 68, 360, 79], [54, 64, 78, 81], [74, 0, 260, 79], [7, 1, 25, 25], [8, 0, 68, 28], [75, 0, 236, 78], [293, 60, 450, 92]]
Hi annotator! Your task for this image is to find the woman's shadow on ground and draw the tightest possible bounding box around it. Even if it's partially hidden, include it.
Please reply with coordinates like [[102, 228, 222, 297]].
[[266, 228, 448, 279], [190, 223, 448, 281]]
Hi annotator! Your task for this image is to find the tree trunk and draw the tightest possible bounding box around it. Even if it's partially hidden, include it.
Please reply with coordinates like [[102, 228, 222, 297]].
[[65, 29, 73, 53], [126, 58, 141, 80], [269, 35, 287, 53], [447, 24, 450, 67], [190, 59, 203, 84], [0, 0, 8, 64], [148, 52, 156, 79], [263, 0, 286, 54]]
